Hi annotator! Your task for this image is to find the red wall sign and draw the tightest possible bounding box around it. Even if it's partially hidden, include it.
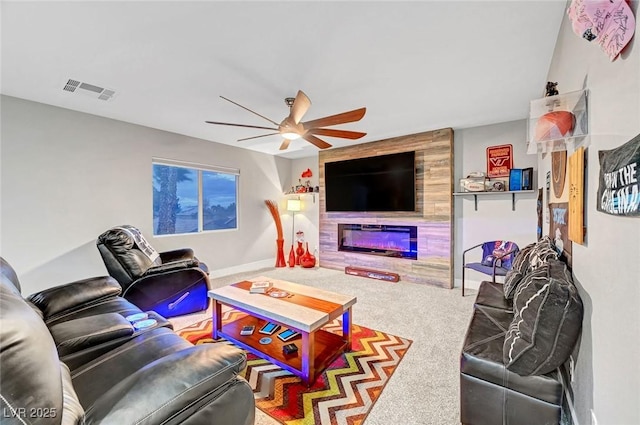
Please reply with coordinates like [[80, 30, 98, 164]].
[[486, 144, 513, 178]]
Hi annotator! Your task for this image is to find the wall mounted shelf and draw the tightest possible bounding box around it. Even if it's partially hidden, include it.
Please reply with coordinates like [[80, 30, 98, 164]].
[[453, 190, 536, 211]]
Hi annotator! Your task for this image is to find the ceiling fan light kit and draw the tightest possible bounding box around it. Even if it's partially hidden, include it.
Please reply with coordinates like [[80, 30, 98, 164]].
[[282, 132, 301, 140], [205, 90, 366, 150]]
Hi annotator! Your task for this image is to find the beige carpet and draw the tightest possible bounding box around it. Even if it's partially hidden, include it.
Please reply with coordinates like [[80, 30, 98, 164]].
[[170, 267, 475, 425]]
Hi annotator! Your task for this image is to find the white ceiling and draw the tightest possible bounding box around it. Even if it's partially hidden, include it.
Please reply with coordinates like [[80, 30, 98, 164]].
[[1, 1, 566, 159]]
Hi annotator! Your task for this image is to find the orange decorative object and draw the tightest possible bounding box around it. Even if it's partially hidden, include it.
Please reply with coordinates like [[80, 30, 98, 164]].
[[275, 239, 286, 268], [296, 242, 305, 265], [288, 245, 296, 267], [535, 111, 575, 142], [265, 200, 286, 267], [264, 200, 284, 240], [301, 168, 313, 178], [568, 147, 585, 244], [300, 243, 316, 268]]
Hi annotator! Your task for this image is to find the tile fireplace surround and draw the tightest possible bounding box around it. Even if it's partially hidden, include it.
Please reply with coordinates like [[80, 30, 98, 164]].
[[318, 128, 454, 288]]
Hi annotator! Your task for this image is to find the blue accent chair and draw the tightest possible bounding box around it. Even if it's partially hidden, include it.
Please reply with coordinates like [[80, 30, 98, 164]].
[[462, 240, 519, 296]]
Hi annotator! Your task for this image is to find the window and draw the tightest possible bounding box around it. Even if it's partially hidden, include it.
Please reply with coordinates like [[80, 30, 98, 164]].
[[152, 159, 238, 235]]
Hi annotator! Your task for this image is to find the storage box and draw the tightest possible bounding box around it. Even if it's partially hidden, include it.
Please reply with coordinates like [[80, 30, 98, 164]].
[[460, 177, 487, 192]]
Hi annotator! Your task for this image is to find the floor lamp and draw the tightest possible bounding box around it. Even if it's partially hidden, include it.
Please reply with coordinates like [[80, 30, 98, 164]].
[[287, 199, 301, 267]]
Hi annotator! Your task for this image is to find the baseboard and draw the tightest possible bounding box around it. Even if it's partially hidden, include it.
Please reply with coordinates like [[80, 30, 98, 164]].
[[454, 277, 483, 291], [208, 259, 274, 278]]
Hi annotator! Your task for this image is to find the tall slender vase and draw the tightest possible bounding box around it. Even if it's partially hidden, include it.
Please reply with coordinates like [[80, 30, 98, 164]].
[[295, 241, 305, 265], [288, 245, 296, 267], [275, 239, 286, 268]]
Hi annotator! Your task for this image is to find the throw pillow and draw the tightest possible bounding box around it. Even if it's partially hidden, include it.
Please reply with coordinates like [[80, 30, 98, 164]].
[[503, 242, 535, 300], [528, 236, 559, 270], [503, 259, 583, 376]]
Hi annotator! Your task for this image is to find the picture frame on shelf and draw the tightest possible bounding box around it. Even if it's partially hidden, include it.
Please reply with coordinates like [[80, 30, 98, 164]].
[[507, 167, 533, 191], [509, 169, 523, 191], [486, 144, 513, 178], [522, 167, 533, 190]]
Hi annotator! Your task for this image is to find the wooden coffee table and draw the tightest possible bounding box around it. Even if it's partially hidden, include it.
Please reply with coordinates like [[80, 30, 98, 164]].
[[208, 276, 357, 384]]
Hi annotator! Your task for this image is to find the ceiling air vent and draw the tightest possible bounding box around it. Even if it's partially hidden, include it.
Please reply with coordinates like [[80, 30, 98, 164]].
[[62, 79, 116, 101], [63, 79, 81, 92]]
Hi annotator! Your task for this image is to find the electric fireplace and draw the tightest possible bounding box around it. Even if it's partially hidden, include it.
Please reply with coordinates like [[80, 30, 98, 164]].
[[338, 224, 418, 260]]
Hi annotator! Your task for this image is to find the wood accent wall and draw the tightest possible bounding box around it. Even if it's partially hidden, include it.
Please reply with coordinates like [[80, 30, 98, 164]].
[[318, 128, 454, 288]]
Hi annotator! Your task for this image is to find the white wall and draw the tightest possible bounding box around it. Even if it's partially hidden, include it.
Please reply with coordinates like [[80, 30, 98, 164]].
[[287, 156, 320, 257], [454, 120, 538, 289], [543, 5, 640, 425], [0, 95, 292, 294]]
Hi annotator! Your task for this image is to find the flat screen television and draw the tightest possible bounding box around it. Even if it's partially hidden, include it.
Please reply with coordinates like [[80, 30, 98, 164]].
[[324, 151, 416, 212]]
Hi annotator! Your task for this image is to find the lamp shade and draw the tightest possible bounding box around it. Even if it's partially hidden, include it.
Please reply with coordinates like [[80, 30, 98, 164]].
[[287, 199, 301, 212]]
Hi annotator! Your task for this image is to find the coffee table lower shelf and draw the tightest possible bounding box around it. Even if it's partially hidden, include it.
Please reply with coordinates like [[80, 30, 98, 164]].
[[216, 315, 348, 384]]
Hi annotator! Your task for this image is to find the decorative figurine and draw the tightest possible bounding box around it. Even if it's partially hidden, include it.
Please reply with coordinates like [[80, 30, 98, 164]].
[[296, 179, 306, 193]]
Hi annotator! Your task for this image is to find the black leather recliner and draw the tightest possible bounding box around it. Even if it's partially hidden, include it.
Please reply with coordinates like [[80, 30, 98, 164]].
[[97, 225, 210, 317], [0, 256, 255, 425]]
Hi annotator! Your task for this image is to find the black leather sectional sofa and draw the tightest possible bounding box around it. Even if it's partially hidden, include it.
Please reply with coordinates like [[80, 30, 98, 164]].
[[460, 237, 583, 425], [0, 257, 255, 425]]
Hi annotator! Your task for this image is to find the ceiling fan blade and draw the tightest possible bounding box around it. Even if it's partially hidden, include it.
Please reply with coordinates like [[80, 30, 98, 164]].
[[205, 121, 278, 131], [302, 107, 366, 129], [279, 139, 292, 150], [302, 134, 332, 149], [219, 96, 280, 126], [307, 128, 366, 139], [237, 132, 281, 142], [289, 90, 311, 124]]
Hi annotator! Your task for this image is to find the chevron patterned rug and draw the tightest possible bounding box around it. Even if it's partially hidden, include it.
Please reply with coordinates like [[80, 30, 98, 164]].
[[177, 310, 412, 425]]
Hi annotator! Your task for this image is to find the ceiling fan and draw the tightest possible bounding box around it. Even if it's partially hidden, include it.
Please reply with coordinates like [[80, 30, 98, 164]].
[[205, 90, 366, 150]]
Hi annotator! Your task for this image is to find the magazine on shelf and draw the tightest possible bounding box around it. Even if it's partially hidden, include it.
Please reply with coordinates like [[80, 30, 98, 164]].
[[250, 280, 272, 294]]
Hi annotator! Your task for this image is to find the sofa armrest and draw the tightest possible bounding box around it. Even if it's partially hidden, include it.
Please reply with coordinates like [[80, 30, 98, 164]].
[[28, 276, 122, 319], [50, 312, 134, 357], [159, 248, 195, 263], [84, 344, 249, 425], [143, 259, 199, 276]]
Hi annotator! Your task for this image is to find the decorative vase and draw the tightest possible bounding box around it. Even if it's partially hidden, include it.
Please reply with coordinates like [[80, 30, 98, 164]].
[[300, 242, 316, 268], [288, 245, 296, 268], [275, 239, 286, 268], [295, 241, 305, 265]]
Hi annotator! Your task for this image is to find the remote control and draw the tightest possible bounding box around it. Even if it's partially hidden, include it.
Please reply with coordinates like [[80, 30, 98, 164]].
[[259, 322, 281, 335], [277, 328, 300, 342], [240, 325, 255, 336], [283, 343, 298, 354]]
